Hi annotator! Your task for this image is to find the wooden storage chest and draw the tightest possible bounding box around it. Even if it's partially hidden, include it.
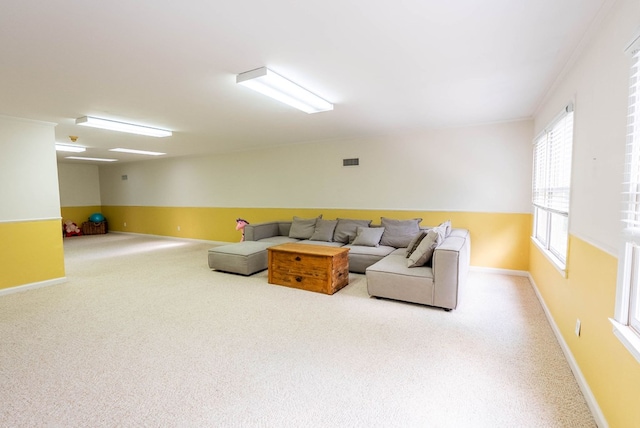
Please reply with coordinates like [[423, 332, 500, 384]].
[[268, 243, 349, 295]]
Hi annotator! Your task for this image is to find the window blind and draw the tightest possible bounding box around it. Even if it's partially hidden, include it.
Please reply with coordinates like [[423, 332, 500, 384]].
[[610, 32, 640, 362], [622, 50, 640, 229], [532, 108, 574, 215]]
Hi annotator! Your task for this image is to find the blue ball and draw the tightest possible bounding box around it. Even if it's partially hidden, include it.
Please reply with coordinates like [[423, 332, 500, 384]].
[[89, 213, 105, 223]]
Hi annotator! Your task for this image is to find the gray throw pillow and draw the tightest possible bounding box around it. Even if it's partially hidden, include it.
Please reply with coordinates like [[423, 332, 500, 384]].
[[289, 216, 321, 239], [309, 219, 338, 242], [379, 217, 422, 248], [333, 218, 372, 244], [406, 230, 428, 258], [407, 225, 446, 268], [351, 227, 385, 247]]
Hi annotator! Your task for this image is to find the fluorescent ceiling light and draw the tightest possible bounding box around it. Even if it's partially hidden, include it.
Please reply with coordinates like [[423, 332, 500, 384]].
[[236, 67, 333, 114], [55, 143, 86, 153], [109, 148, 166, 156], [65, 156, 118, 162], [75, 116, 172, 137]]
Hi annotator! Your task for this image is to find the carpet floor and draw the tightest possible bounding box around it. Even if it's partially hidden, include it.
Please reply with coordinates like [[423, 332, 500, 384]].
[[0, 233, 596, 427]]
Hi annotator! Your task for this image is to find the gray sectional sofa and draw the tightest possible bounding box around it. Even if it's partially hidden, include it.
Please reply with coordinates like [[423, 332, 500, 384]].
[[208, 217, 470, 310]]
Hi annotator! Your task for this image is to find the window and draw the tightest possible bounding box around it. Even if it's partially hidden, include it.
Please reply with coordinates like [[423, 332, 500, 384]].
[[532, 105, 574, 270], [612, 36, 640, 363]]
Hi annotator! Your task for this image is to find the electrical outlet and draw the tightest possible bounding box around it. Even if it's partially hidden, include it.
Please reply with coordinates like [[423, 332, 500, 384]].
[[575, 319, 581, 337], [177, 226, 181, 231], [124, 222, 127, 227]]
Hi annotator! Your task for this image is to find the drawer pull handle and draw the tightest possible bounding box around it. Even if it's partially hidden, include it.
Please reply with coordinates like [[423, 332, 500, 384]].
[[295, 277, 302, 282], [295, 256, 301, 261]]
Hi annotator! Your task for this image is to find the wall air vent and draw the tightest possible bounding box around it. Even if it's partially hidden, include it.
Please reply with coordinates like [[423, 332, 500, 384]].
[[343, 158, 359, 166]]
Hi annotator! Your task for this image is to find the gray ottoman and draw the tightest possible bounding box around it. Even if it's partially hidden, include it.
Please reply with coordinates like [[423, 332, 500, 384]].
[[208, 241, 272, 275]]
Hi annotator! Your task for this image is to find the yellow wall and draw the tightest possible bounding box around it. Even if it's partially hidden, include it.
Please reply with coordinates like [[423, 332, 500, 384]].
[[0, 219, 66, 290], [100, 205, 530, 270], [530, 235, 640, 427], [60, 206, 102, 227]]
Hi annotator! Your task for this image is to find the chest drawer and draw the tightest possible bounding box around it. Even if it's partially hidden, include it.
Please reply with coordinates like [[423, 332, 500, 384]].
[[270, 252, 328, 276], [269, 269, 329, 294]]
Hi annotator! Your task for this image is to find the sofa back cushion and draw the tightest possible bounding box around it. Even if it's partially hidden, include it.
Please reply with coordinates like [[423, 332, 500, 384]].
[[379, 217, 422, 248], [333, 218, 373, 244], [289, 216, 321, 239], [310, 219, 338, 242], [351, 226, 385, 247]]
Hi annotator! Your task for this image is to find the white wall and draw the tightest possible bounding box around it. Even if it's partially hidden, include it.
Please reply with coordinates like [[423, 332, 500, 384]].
[[534, 0, 640, 255], [99, 119, 533, 213], [0, 115, 59, 221], [57, 163, 101, 207]]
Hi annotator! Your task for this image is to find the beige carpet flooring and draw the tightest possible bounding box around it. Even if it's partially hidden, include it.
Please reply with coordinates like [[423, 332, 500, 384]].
[[0, 233, 596, 427]]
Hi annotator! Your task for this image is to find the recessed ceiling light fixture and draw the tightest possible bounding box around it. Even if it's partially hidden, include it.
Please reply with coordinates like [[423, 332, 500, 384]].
[[65, 156, 118, 162], [75, 116, 172, 137], [55, 143, 86, 153], [236, 67, 333, 114], [109, 148, 166, 156]]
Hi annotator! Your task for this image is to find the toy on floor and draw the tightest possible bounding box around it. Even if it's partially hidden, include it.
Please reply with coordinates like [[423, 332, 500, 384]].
[[236, 218, 250, 241], [64, 220, 82, 237], [89, 212, 105, 222]]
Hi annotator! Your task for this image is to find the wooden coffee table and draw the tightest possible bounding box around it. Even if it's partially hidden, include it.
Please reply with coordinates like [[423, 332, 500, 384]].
[[268, 243, 349, 295]]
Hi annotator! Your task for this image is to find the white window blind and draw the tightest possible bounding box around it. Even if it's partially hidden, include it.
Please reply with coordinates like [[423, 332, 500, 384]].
[[620, 48, 640, 336], [533, 109, 574, 215], [532, 106, 574, 267], [622, 51, 640, 230], [612, 39, 640, 364]]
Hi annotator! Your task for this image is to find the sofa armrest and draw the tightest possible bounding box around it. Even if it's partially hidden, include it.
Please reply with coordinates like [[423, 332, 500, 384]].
[[432, 229, 470, 310], [244, 221, 292, 241]]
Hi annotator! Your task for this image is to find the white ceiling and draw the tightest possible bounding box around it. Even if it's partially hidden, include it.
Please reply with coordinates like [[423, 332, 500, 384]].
[[0, 0, 608, 164]]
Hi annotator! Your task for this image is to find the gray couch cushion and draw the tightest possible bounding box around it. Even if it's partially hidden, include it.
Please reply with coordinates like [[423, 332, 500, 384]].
[[207, 241, 272, 275], [333, 218, 372, 244], [351, 226, 385, 247], [367, 253, 434, 278], [289, 216, 320, 239], [345, 244, 396, 274], [379, 217, 422, 248], [407, 226, 445, 268], [344, 244, 395, 257], [210, 241, 271, 256], [310, 219, 338, 242], [366, 254, 435, 306], [259, 236, 300, 245], [406, 230, 428, 258], [297, 240, 345, 248]]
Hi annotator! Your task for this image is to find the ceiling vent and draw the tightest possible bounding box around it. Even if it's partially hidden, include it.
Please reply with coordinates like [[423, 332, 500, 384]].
[[343, 158, 359, 166]]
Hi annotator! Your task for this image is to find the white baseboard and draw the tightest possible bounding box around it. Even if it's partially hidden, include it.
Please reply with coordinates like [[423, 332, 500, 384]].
[[469, 266, 529, 277], [108, 231, 228, 246], [526, 273, 608, 428], [0, 277, 67, 297]]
